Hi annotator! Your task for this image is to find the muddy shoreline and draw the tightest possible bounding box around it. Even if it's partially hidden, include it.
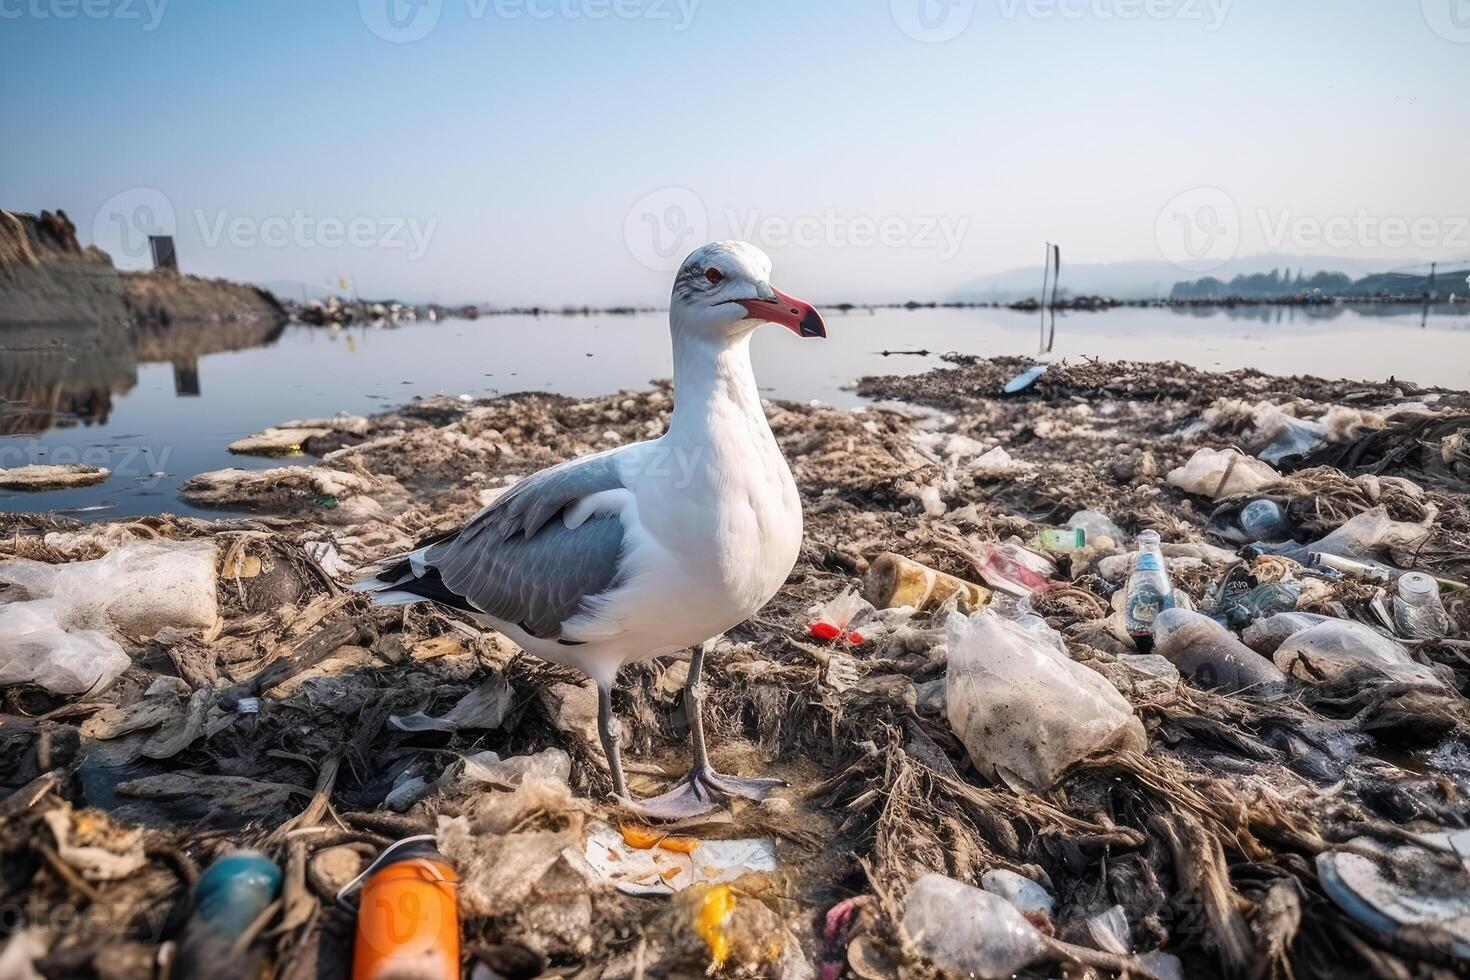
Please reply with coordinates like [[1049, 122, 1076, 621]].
[[3, 357, 1469, 978]]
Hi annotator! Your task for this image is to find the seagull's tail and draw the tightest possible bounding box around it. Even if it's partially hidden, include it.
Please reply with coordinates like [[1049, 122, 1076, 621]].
[[352, 533, 480, 615], [350, 547, 432, 606]]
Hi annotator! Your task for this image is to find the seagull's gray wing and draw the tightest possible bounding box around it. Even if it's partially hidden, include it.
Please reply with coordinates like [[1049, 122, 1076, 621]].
[[425, 449, 630, 640]]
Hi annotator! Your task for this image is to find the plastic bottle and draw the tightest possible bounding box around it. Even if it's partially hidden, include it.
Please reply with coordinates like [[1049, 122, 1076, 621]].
[[1152, 608, 1288, 697], [1030, 527, 1086, 552], [1239, 499, 1290, 542], [175, 851, 283, 979], [1392, 572, 1451, 640], [1124, 530, 1175, 653], [353, 840, 460, 980], [900, 874, 1050, 978], [976, 543, 1057, 598]]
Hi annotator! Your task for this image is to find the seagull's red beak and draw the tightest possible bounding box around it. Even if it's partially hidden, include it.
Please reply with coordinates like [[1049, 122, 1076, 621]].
[[738, 286, 827, 338]]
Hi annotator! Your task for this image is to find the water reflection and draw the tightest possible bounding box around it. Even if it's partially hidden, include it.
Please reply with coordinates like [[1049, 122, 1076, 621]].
[[0, 317, 285, 434]]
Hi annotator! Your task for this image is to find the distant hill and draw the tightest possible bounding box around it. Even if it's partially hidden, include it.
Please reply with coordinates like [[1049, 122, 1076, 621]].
[[947, 255, 1414, 303]]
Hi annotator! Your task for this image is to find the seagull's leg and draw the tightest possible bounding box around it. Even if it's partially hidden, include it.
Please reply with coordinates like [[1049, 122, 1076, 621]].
[[596, 681, 629, 801], [630, 641, 785, 821]]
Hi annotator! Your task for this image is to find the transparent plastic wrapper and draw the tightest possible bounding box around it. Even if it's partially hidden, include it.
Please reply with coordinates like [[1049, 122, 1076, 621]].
[[0, 539, 218, 637], [945, 609, 1145, 792], [807, 588, 875, 643], [1208, 496, 1295, 545], [901, 874, 1049, 979], [1254, 406, 1327, 464], [1167, 448, 1281, 498], [0, 600, 130, 695], [1152, 608, 1287, 697], [1241, 612, 1333, 656], [1273, 620, 1442, 689], [980, 869, 1054, 918], [1258, 506, 1433, 565], [1204, 561, 1300, 630]]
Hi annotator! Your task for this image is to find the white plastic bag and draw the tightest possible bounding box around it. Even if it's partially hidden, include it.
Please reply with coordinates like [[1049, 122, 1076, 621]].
[[0, 540, 217, 638], [945, 610, 1145, 792], [0, 600, 130, 694], [0, 540, 218, 695], [1167, 448, 1282, 498]]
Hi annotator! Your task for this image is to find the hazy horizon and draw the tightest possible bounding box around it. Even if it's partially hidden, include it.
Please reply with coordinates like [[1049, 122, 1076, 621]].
[[4, 0, 1466, 306]]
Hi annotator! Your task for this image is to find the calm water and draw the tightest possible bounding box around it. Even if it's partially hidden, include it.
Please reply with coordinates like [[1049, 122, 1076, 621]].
[[3, 303, 1468, 518]]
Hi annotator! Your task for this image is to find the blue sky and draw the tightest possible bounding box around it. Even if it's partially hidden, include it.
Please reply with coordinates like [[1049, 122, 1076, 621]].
[[2, 0, 1466, 304]]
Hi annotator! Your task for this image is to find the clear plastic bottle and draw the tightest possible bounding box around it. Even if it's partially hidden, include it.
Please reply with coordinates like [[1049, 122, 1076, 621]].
[[1125, 530, 1175, 653], [1392, 572, 1450, 640]]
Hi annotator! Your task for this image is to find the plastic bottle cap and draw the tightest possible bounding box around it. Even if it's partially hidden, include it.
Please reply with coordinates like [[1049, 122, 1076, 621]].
[[1397, 572, 1438, 600]]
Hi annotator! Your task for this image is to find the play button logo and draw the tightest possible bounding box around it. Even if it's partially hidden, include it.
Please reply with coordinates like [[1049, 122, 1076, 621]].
[[1423, 0, 1470, 41]]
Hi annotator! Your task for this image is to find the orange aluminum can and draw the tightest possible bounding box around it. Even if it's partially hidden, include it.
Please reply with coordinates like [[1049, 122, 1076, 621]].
[[352, 843, 460, 980]]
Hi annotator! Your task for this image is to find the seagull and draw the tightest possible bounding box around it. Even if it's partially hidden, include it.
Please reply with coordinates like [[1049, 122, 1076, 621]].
[[357, 242, 826, 819]]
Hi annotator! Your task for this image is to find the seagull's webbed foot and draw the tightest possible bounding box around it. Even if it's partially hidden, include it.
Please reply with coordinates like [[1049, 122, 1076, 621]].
[[628, 766, 786, 821]]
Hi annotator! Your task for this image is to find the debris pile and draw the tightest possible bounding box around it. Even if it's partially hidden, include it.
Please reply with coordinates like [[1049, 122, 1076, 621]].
[[3, 356, 1470, 978]]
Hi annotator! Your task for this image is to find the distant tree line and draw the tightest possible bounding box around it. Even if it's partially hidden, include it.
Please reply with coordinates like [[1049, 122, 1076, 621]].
[[1171, 268, 1354, 300]]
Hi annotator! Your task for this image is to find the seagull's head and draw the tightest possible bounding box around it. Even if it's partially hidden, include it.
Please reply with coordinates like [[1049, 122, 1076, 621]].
[[670, 241, 826, 343]]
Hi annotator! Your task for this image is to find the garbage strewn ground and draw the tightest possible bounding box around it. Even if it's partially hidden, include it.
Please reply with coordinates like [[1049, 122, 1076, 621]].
[[3, 355, 1470, 979]]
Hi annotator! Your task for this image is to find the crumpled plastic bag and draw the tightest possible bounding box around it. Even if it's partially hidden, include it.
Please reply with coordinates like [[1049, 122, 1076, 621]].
[[945, 609, 1146, 792], [1273, 620, 1443, 689], [456, 747, 571, 788], [0, 539, 218, 637], [1253, 405, 1327, 464], [1167, 448, 1282, 498], [1257, 506, 1436, 566], [0, 600, 130, 695], [0, 540, 218, 695]]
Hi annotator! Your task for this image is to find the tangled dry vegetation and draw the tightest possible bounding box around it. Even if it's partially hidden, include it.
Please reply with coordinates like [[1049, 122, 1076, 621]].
[[3, 357, 1470, 979]]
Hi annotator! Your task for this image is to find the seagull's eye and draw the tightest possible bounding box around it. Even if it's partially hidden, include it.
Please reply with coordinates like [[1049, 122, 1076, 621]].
[[705, 268, 724, 285]]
